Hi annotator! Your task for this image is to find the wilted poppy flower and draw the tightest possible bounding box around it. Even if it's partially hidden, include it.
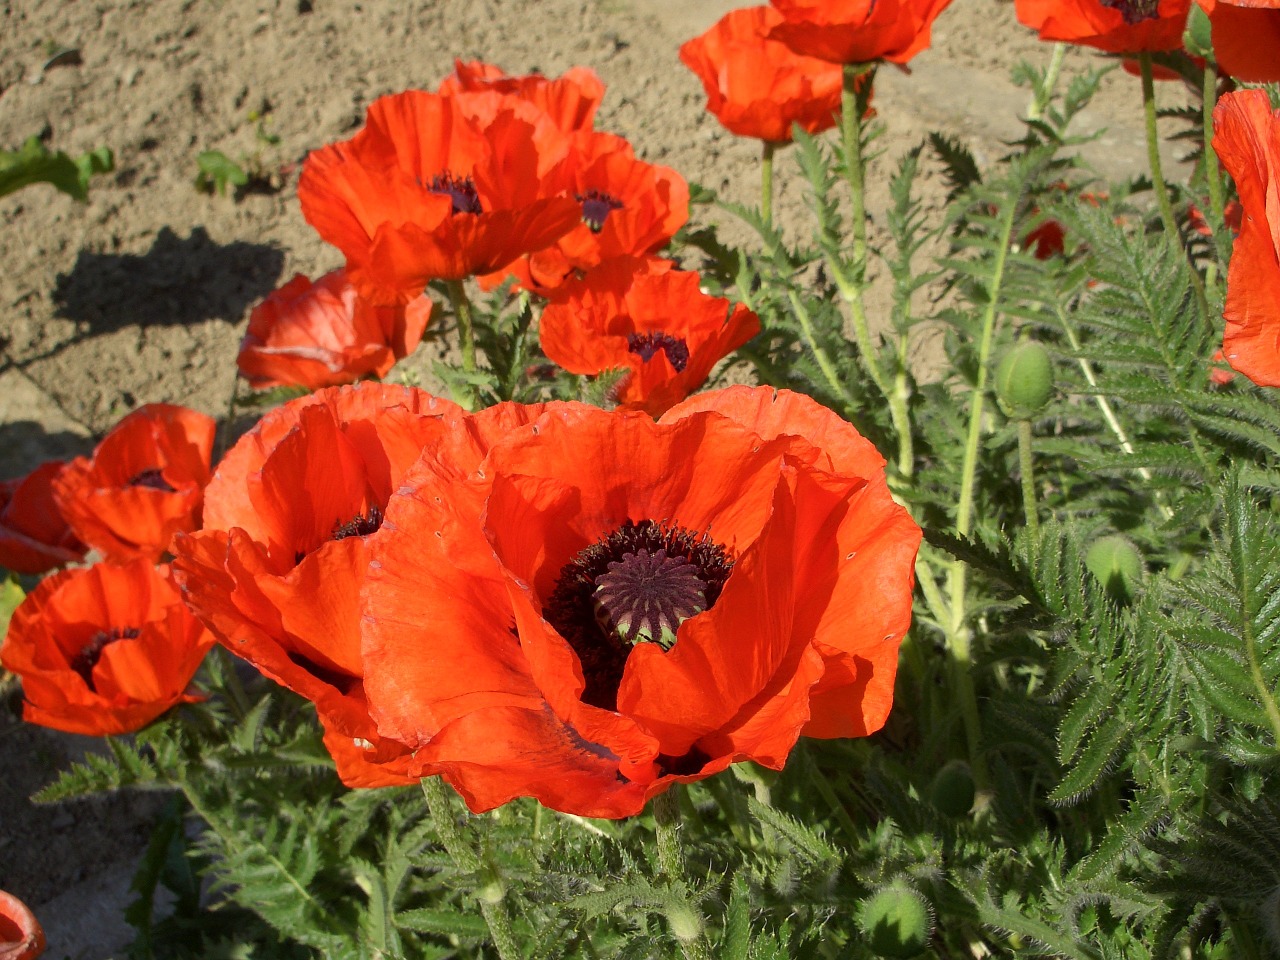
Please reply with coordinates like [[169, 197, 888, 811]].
[[1015, 0, 1193, 52], [1212, 88, 1280, 386], [171, 383, 462, 787], [679, 7, 846, 143], [298, 90, 582, 303], [237, 269, 432, 390], [0, 559, 214, 735], [539, 257, 760, 416], [359, 387, 922, 817], [52, 404, 215, 562], [768, 0, 955, 65], [439, 60, 605, 134], [485, 133, 689, 294], [0, 889, 46, 960], [0, 462, 86, 575], [1207, 0, 1280, 81]]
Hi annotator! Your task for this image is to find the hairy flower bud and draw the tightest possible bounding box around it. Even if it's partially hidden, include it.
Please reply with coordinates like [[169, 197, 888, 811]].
[[996, 341, 1055, 419], [859, 883, 934, 958], [928, 760, 976, 818], [1085, 534, 1145, 602]]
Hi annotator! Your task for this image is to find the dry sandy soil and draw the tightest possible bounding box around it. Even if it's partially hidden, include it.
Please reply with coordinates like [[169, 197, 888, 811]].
[[0, 0, 1184, 955]]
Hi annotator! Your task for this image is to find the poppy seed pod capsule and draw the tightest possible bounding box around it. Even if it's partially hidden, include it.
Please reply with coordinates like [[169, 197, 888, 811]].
[[859, 883, 934, 958], [928, 759, 976, 818], [996, 341, 1055, 419], [1085, 534, 1145, 602]]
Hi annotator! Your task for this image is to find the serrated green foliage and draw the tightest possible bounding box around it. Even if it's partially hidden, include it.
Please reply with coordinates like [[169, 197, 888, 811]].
[[0, 135, 113, 200]]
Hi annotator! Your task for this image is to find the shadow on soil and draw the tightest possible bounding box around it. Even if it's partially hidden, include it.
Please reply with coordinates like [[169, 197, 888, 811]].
[[0, 419, 93, 479]]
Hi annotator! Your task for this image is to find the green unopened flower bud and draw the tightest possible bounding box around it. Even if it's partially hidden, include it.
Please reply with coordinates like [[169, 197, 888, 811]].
[[663, 902, 703, 944], [928, 760, 976, 818], [476, 876, 506, 905], [859, 883, 934, 958], [996, 341, 1055, 419], [1085, 534, 1144, 602]]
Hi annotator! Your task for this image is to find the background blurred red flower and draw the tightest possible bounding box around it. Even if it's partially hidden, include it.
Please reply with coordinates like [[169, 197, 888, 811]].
[[172, 383, 461, 786], [539, 257, 760, 416], [52, 404, 215, 561], [679, 6, 846, 143], [1016, 0, 1193, 52], [768, 0, 954, 64], [0, 559, 214, 735], [0, 462, 86, 575], [298, 90, 581, 303], [438, 60, 605, 133], [0, 888, 46, 960], [1212, 89, 1280, 386], [360, 388, 920, 817], [237, 268, 432, 390], [1206, 0, 1280, 81]]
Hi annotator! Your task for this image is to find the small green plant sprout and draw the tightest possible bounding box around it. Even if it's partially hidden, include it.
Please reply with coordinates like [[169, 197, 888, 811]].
[[0, 136, 113, 201], [194, 107, 288, 198], [194, 149, 249, 196]]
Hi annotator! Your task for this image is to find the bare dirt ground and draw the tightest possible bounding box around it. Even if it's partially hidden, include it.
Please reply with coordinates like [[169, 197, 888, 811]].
[[0, 0, 1183, 955]]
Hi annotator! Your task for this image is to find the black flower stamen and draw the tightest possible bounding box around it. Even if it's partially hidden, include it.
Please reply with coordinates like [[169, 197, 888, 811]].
[[576, 190, 624, 232], [128, 468, 175, 492], [627, 332, 690, 373], [71, 627, 140, 691], [429, 172, 483, 215], [332, 505, 384, 541], [543, 519, 733, 710], [1099, 0, 1160, 24]]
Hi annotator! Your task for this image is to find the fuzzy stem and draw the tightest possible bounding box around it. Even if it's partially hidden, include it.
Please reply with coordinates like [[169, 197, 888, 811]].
[[652, 789, 711, 960], [1027, 42, 1067, 121], [1017, 418, 1039, 542], [420, 777, 520, 960], [1201, 60, 1232, 267], [840, 64, 871, 277], [445, 279, 477, 375], [761, 140, 776, 229]]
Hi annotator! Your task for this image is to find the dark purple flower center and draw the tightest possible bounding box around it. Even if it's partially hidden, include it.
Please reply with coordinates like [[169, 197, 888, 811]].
[[71, 627, 140, 691], [332, 505, 384, 541], [576, 190, 624, 233], [128, 468, 174, 492], [1099, 0, 1160, 24], [429, 172, 483, 215], [627, 332, 690, 373], [543, 519, 733, 710]]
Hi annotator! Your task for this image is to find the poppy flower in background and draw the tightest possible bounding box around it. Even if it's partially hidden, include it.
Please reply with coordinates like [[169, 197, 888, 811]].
[[0, 558, 214, 736], [171, 383, 462, 787], [484, 133, 689, 295], [539, 257, 760, 416], [0, 888, 46, 960], [298, 90, 582, 303], [0, 462, 86, 575], [1206, 0, 1280, 82], [236, 268, 432, 391], [51, 404, 215, 562], [359, 387, 922, 817], [767, 0, 955, 65], [438, 60, 606, 134], [1211, 88, 1280, 387], [1015, 0, 1193, 52], [679, 7, 847, 143]]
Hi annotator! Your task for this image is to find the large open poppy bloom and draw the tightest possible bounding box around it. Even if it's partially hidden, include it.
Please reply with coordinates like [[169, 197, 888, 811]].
[[1015, 0, 1193, 52], [438, 60, 605, 134], [171, 383, 462, 786], [237, 269, 432, 390], [0, 462, 86, 575], [0, 559, 214, 735], [298, 90, 582, 303], [679, 7, 845, 143], [767, 0, 955, 65], [539, 257, 760, 416], [484, 133, 689, 295], [1212, 89, 1280, 387], [359, 387, 922, 817], [1206, 0, 1280, 82], [51, 404, 215, 561]]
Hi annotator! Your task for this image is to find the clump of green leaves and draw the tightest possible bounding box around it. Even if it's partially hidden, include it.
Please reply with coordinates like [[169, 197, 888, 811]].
[[0, 136, 113, 201]]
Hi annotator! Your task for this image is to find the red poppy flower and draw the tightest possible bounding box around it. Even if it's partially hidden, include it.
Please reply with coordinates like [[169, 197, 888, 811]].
[[359, 387, 921, 817], [0, 462, 86, 575], [171, 383, 462, 787], [767, 0, 955, 64], [539, 257, 760, 416], [1212, 89, 1280, 386], [438, 60, 605, 134], [0, 559, 214, 736], [483, 133, 689, 294], [0, 889, 45, 960], [1015, 0, 1193, 51], [298, 90, 582, 303], [1188, 199, 1244, 236], [679, 7, 846, 143], [1207, 0, 1280, 81], [51, 404, 215, 562], [237, 269, 433, 390]]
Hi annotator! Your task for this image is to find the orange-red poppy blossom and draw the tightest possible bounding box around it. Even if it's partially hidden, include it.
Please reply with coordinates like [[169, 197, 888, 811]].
[[51, 404, 215, 562], [679, 7, 846, 143], [438, 60, 605, 134], [768, 0, 955, 64], [237, 269, 432, 390], [171, 383, 462, 787], [1212, 89, 1280, 386], [0, 559, 214, 736], [484, 133, 689, 295], [1205, 0, 1280, 81], [539, 257, 760, 416], [359, 387, 922, 817], [1015, 0, 1193, 52], [298, 90, 582, 303], [0, 889, 46, 960], [0, 462, 86, 575]]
